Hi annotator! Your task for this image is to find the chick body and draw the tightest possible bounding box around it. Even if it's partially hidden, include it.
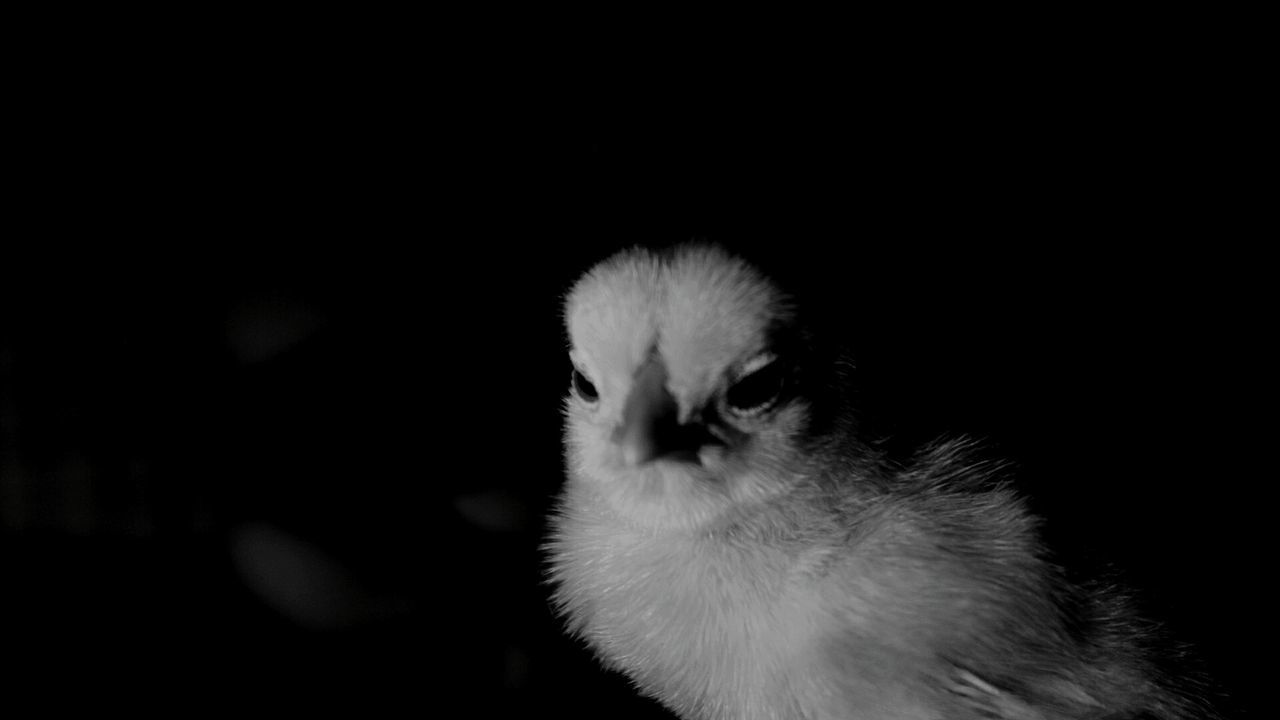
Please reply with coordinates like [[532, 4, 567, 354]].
[[548, 246, 1210, 720]]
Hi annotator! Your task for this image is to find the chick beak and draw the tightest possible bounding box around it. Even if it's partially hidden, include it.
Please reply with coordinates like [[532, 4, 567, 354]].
[[613, 356, 710, 467]]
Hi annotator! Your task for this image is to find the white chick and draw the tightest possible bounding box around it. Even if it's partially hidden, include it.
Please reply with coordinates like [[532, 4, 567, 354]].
[[546, 245, 1216, 720]]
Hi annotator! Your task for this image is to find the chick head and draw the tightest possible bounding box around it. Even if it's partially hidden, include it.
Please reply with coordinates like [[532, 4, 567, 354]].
[[563, 245, 832, 532]]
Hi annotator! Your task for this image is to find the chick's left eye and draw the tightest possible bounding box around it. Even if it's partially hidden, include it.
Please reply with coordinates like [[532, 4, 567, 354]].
[[571, 368, 599, 402], [725, 360, 786, 415]]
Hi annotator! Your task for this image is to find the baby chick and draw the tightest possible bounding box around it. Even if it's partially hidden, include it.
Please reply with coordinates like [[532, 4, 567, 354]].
[[546, 245, 1215, 720]]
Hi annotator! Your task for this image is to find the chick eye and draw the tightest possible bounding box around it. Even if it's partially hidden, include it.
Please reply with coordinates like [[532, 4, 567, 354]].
[[571, 367, 599, 402], [724, 357, 786, 417]]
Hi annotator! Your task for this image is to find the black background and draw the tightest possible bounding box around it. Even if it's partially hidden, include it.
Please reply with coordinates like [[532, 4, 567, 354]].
[[2, 14, 1267, 718]]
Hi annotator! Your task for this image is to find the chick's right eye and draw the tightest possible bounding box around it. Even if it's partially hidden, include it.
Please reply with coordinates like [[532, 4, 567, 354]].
[[571, 368, 599, 402]]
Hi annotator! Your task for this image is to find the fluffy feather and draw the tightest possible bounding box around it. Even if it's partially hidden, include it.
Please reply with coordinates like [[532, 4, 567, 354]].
[[547, 245, 1215, 720]]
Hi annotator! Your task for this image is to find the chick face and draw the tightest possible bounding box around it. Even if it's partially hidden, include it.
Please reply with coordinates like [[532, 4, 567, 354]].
[[563, 245, 813, 532]]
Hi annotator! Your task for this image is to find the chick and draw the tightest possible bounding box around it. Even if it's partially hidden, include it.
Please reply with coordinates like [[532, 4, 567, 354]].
[[547, 245, 1215, 720]]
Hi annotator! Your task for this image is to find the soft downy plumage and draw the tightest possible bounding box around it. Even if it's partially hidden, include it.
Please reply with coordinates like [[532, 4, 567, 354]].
[[546, 245, 1216, 720]]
